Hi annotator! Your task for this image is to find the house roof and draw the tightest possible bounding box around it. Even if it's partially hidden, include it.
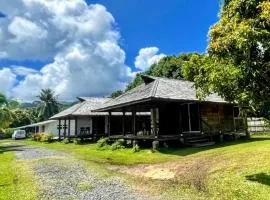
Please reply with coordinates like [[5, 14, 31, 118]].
[[15, 120, 57, 129], [50, 97, 111, 119], [96, 76, 228, 111]]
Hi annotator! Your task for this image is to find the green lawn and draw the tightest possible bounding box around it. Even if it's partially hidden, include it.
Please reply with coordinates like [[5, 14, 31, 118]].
[[0, 141, 37, 200], [4, 136, 270, 199]]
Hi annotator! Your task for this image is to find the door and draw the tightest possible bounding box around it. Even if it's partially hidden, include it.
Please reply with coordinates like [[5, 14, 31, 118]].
[[181, 103, 200, 132]]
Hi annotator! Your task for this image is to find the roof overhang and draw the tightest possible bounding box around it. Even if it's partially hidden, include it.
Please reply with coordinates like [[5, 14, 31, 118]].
[[95, 97, 232, 112]]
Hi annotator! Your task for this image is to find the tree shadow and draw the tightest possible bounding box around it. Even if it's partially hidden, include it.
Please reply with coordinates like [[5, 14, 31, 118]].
[[246, 173, 270, 186], [158, 137, 270, 157], [0, 144, 25, 154]]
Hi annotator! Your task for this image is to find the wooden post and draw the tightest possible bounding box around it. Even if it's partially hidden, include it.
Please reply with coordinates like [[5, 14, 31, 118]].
[[179, 106, 182, 134], [151, 108, 159, 138], [233, 106, 236, 132], [218, 104, 221, 132], [58, 119, 61, 141], [132, 109, 136, 136], [108, 112, 111, 137], [68, 118, 71, 139], [122, 110, 126, 136], [188, 104, 191, 132], [198, 103, 201, 132], [75, 117, 78, 136], [64, 119, 67, 138]]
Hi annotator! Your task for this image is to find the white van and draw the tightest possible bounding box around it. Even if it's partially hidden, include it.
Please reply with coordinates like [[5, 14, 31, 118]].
[[12, 130, 26, 140]]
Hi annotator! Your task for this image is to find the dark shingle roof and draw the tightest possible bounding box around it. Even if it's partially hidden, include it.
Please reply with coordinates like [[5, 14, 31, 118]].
[[96, 76, 227, 111], [50, 97, 110, 119]]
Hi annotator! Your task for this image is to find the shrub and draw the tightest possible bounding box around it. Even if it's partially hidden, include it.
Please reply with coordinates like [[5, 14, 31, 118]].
[[63, 138, 70, 144], [27, 132, 34, 138], [73, 138, 81, 145], [132, 144, 140, 153], [32, 133, 43, 141], [3, 128, 14, 138], [111, 139, 125, 151], [40, 133, 54, 143], [96, 137, 109, 148]]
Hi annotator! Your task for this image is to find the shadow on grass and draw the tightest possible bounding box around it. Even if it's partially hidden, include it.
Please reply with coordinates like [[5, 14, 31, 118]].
[[0, 144, 26, 154], [246, 173, 270, 186], [158, 137, 270, 157]]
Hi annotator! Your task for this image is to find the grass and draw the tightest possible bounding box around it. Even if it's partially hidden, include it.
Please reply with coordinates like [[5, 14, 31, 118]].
[[0, 141, 37, 200], [23, 139, 181, 165], [4, 135, 270, 199]]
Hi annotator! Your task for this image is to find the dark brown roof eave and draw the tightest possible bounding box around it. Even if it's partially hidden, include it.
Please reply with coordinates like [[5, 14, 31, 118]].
[[94, 97, 234, 112], [94, 97, 153, 112]]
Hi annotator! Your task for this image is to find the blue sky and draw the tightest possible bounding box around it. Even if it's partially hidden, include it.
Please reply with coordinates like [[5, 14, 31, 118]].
[[90, 0, 220, 68], [0, 0, 221, 100]]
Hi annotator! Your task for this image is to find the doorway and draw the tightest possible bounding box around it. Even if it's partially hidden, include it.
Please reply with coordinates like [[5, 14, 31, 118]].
[[181, 103, 200, 132]]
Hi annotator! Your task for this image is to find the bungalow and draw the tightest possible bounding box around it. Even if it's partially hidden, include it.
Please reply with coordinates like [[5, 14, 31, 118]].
[[95, 76, 247, 146], [15, 120, 59, 136], [50, 97, 150, 140]]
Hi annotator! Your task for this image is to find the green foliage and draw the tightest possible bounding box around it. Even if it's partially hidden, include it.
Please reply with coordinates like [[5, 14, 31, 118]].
[[37, 89, 60, 121], [63, 138, 70, 144], [184, 0, 270, 117], [125, 54, 196, 91], [3, 128, 14, 138], [73, 138, 81, 145], [32, 133, 43, 142], [96, 137, 109, 148], [9, 109, 32, 128], [0, 108, 13, 130], [32, 133, 54, 143], [110, 90, 123, 98], [40, 133, 54, 143], [132, 144, 140, 153], [111, 139, 125, 151]]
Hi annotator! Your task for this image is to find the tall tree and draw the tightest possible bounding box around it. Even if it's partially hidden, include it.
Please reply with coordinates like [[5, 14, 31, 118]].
[[183, 0, 270, 117], [0, 93, 12, 130], [37, 89, 60, 120], [125, 54, 195, 91]]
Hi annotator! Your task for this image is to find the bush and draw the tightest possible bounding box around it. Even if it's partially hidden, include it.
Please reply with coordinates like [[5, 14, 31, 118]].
[[40, 133, 54, 143], [63, 138, 70, 144], [27, 132, 34, 138], [73, 138, 81, 145], [111, 139, 125, 151], [132, 144, 140, 153], [96, 137, 109, 148], [3, 128, 14, 138], [32, 133, 43, 141]]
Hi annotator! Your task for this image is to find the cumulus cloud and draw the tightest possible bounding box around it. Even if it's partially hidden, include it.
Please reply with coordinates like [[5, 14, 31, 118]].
[[0, 0, 133, 101], [0, 68, 17, 97], [135, 47, 166, 71], [11, 66, 38, 76]]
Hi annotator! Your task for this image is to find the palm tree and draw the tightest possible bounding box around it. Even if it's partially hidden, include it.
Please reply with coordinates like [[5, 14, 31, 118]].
[[37, 89, 60, 121]]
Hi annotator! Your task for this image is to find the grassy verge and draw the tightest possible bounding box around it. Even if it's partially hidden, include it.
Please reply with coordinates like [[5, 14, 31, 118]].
[[0, 142, 37, 200], [8, 135, 270, 199]]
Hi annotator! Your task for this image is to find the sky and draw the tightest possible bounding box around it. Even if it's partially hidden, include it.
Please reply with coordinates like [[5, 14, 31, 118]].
[[0, 0, 220, 101]]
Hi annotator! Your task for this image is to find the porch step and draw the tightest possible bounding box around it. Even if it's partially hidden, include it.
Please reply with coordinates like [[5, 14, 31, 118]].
[[192, 142, 216, 147], [183, 132, 211, 146], [186, 138, 209, 143]]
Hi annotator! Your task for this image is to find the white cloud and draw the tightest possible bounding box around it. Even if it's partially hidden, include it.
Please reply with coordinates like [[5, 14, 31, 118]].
[[135, 47, 166, 71], [11, 66, 38, 76], [0, 68, 17, 97], [0, 0, 133, 101]]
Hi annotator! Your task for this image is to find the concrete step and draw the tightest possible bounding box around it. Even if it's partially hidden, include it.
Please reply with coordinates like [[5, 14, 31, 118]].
[[186, 138, 209, 143], [192, 142, 216, 147]]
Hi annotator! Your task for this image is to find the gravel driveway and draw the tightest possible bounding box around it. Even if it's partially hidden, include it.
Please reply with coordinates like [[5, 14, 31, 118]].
[[4, 143, 159, 200]]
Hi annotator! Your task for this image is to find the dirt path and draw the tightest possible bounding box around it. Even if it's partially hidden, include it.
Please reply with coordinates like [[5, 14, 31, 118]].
[[3, 143, 159, 200]]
